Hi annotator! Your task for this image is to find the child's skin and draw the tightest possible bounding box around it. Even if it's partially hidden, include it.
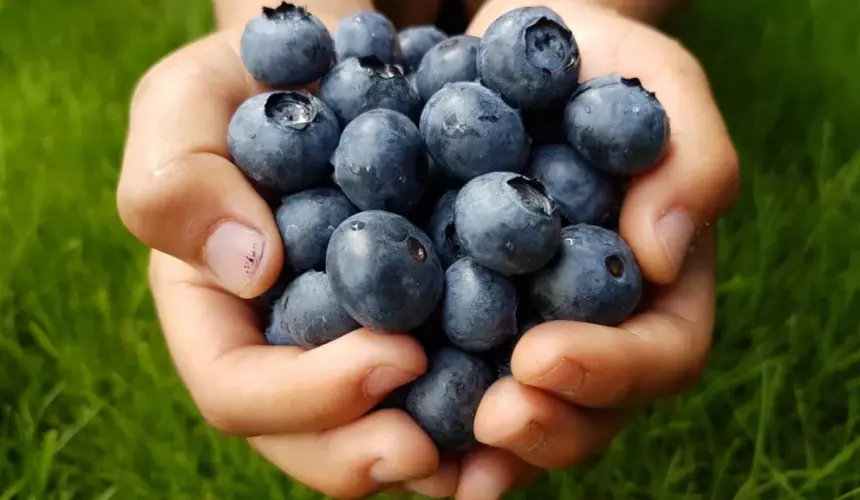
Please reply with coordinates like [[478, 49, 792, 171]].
[[116, 1, 739, 498]]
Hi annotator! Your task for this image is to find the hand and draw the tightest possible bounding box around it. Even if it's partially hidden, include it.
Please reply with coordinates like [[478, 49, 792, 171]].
[[447, 0, 740, 496], [116, 27, 454, 499]]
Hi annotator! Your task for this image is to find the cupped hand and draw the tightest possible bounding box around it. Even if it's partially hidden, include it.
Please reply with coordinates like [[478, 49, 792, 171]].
[[452, 0, 740, 497], [116, 27, 456, 499]]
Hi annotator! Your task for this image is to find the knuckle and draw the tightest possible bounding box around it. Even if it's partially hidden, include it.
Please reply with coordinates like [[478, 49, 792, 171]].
[[116, 155, 194, 242]]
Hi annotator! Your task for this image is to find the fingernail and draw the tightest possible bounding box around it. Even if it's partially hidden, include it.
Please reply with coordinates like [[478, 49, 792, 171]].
[[370, 459, 416, 484], [204, 221, 266, 294], [525, 357, 585, 394], [364, 366, 419, 400], [494, 420, 546, 453], [656, 210, 695, 274]]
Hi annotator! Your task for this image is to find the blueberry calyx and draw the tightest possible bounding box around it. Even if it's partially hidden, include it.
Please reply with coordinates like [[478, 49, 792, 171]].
[[408, 237, 428, 263], [507, 176, 555, 216], [357, 55, 405, 78], [264, 91, 320, 131], [262, 2, 308, 21], [605, 254, 624, 278], [524, 17, 578, 73]]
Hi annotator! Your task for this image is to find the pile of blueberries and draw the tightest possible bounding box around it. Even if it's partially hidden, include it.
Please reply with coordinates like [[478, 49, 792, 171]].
[[230, 2, 669, 452]]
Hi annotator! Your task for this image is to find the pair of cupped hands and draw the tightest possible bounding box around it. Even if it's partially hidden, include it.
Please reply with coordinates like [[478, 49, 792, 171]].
[[116, 0, 739, 498]]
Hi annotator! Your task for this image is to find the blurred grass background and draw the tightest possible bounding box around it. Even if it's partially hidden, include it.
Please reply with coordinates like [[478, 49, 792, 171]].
[[1, 0, 859, 498]]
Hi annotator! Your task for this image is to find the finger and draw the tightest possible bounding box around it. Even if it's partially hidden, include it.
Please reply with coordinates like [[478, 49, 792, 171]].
[[251, 409, 439, 500], [117, 27, 284, 298], [149, 252, 426, 436], [512, 229, 715, 407], [455, 446, 541, 500], [470, 1, 739, 284], [403, 456, 461, 498], [475, 378, 626, 470]]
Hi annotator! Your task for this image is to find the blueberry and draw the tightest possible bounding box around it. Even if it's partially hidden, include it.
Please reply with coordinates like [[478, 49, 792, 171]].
[[275, 187, 358, 273], [420, 81, 530, 182], [528, 224, 642, 326], [415, 35, 480, 102], [442, 257, 518, 353], [477, 7, 580, 110], [524, 145, 616, 226], [406, 347, 495, 452], [319, 56, 422, 126], [425, 189, 467, 269], [332, 109, 427, 214], [228, 90, 340, 193], [455, 172, 561, 276], [240, 3, 335, 86], [333, 11, 403, 65], [398, 25, 449, 71], [266, 271, 360, 348], [564, 74, 670, 176], [326, 211, 444, 332]]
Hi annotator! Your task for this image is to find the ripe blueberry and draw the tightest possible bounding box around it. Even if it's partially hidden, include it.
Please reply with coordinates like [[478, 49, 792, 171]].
[[398, 25, 449, 71], [333, 11, 403, 65], [266, 271, 360, 348], [525, 144, 616, 226], [326, 211, 444, 332], [415, 35, 480, 102], [332, 109, 427, 215], [455, 172, 561, 276], [478, 6, 581, 110], [528, 224, 643, 326], [319, 55, 421, 126], [275, 187, 358, 273], [240, 3, 335, 86], [442, 257, 519, 353], [406, 347, 495, 452], [564, 74, 670, 176], [420, 81, 530, 182], [227, 90, 340, 193]]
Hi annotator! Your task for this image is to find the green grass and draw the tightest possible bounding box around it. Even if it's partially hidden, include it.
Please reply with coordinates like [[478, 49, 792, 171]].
[[1, 0, 859, 498]]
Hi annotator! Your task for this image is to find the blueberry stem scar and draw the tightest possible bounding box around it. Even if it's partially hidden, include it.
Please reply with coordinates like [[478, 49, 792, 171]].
[[262, 2, 308, 20], [264, 91, 319, 130]]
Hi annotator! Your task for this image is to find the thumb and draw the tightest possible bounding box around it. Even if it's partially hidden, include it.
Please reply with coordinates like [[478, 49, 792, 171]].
[[117, 30, 284, 298], [618, 55, 739, 285]]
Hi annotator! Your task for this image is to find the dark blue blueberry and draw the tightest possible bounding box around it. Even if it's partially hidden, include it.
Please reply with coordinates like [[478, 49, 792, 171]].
[[425, 189, 467, 269], [275, 187, 358, 273], [478, 7, 580, 110], [406, 347, 495, 452], [420, 81, 530, 182], [333, 11, 403, 65], [326, 211, 444, 332], [266, 271, 360, 348], [528, 224, 643, 326], [228, 90, 340, 193], [442, 258, 518, 353], [564, 74, 670, 176], [240, 3, 335, 86], [398, 25, 449, 71], [332, 109, 427, 214], [415, 35, 480, 102], [455, 172, 561, 276], [319, 56, 422, 126], [411, 308, 449, 356], [525, 144, 616, 226]]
